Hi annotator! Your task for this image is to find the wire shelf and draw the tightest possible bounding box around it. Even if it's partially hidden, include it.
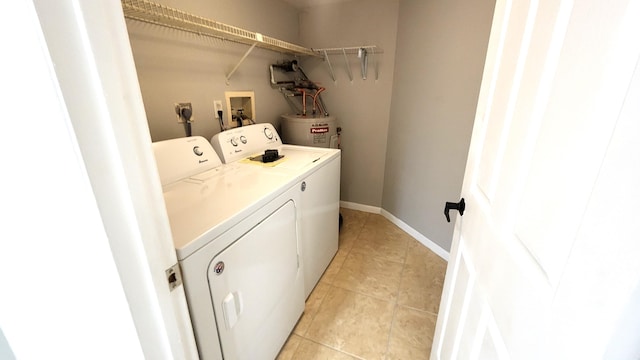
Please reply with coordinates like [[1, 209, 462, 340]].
[[313, 46, 383, 81], [121, 0, 319, 57], [312, 45, 382, 55]]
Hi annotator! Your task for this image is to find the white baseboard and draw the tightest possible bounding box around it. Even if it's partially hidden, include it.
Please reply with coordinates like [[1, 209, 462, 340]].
[[339, 201, 449, 261], [340, 201, 381, 214], [380, 209, 449, 261]]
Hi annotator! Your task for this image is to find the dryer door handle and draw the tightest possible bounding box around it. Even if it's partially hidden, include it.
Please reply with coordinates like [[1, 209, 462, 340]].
[[222, 291, 243, 329]]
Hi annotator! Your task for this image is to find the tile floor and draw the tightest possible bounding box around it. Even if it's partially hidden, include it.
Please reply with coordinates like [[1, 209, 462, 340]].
[[277, 208, 448, 360]]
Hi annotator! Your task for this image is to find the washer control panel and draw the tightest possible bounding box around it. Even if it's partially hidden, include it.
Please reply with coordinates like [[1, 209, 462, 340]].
[[211, 123, 282, 163]]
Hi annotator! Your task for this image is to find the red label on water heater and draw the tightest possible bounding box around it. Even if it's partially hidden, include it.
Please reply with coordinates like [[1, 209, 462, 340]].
[[310, 126, 329, 134]]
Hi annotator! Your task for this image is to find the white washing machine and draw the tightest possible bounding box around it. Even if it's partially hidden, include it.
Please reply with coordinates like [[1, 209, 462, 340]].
[[211, 123, 341, 298], [153, 136, 305, 360]]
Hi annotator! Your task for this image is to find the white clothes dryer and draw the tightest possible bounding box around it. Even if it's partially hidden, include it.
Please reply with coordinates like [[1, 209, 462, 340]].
[[211, 124, 341, 298], [153, 136, 304, 360]]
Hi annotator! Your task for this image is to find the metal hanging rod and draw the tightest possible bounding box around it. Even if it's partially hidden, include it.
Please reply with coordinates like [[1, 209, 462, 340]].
[[312, 45, 382, 55], [314, 46, 382, 82]]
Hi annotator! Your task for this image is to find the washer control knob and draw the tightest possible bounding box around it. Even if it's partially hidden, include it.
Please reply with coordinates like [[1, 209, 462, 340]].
[[193, 146, 203, 156], [230, 138, 238, 146], [264, 127, 274, 139], [240, 135, 247, 144]]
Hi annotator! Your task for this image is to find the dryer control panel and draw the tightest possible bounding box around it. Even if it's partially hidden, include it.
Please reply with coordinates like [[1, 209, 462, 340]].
[[211, 123, 283, 163], [153, 136, 223, 186]]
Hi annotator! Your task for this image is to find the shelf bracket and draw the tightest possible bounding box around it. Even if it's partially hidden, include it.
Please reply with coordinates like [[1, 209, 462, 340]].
[[342, 48, 353, 83], [358, 48, 368, 80], [323, 50, 337, 84], [371, 47, 378, 81], [313, 45, 382, 83], [226, 42, 258, 84]]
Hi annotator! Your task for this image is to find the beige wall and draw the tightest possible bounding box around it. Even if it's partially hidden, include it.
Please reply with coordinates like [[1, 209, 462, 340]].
[[382, 0, 495, 251], [298, 0, 399, 207], [125, 0, 302, 141]]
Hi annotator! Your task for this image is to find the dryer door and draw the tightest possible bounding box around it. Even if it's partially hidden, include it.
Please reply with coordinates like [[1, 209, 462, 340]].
[[208, 200, 304, 360]]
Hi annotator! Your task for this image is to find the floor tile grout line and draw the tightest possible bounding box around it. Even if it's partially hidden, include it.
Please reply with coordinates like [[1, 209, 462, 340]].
[[399, 303, 440, 317], [299, 337, 367, 360], [297, 282, 332, 338], [383, 236, 411, 359], [327, 282, 397, 307], [348, 246, 410, 266], [385, 302, 401, 359], [278, 333, 302, 359]]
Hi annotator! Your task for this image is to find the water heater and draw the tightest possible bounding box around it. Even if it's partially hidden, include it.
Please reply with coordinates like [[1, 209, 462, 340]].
[[280, 114, 339, 148]]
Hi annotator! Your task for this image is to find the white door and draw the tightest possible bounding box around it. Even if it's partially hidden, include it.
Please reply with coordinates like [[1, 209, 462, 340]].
[[432, 0, 640, 359], [29, 1, 199, 358]]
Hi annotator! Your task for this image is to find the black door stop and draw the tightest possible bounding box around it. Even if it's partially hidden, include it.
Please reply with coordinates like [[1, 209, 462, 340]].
[[444, 198, 465, 223]]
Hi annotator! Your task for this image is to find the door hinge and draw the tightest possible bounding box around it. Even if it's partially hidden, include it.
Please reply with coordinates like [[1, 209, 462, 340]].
[[166, 263, 183, 292]]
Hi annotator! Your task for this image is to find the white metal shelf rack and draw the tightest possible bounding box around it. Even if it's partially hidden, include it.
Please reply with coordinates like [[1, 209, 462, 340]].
[[313, 46, 382, 82], [121, 0, 382, 83], [121, 0, 320, 82]]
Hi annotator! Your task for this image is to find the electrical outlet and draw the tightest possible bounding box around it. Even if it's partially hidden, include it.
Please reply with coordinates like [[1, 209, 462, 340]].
[[213, 100, 223, 119], [175, 103, 193, 123]]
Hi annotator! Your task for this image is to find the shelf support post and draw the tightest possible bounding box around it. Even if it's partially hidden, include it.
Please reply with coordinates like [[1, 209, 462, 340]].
[[371, 47, 378, 81], [226, 42, 258, 84], [342, 48, 354, 83], [322, 50, 337, 84]]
